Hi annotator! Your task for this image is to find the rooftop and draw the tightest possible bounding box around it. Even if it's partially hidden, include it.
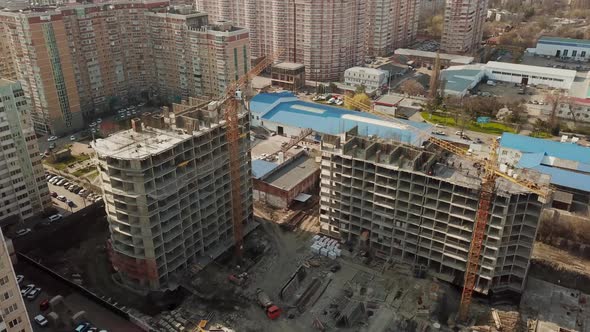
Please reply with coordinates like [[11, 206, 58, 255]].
[[486, 61, 577, 78], [252, 159, 279, 179], [250, 92, 432, 146], [538, 35, 590, 48], [500, 133, 590, 164], [262, 154, 318, 191], [273, 62, 305, 70], [92, 126, 191, 160], [441, 65, 485, 93], [344, 67, 388, 76], [533, 164, 590, 192], [394, 49, 474, 65]]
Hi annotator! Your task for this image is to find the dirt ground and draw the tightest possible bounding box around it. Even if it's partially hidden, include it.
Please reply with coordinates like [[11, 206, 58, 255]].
[[532, 242, 590, 277]]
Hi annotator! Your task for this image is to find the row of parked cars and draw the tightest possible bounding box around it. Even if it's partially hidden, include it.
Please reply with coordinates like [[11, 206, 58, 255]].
[[18, 275, 107, 331], [115, 103, 146, 121], [46, 173, 102, 203]]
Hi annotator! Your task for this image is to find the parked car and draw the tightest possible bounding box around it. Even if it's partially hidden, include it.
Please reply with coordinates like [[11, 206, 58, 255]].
[[16, 275, 23, 284], [34, 314, 48, 327], [39, 299, 50, 311], [48, 214, 62, 222], [78, 189, 87, 196], [434, 124, 446, 128], [47, 136, 58, 142], [50, 192, 58, 198], [57, 195, 67, 202], [49, 143, 56, 149], [15, 228, 31, 238], [27, 287, 41, 300], [75, 322, 91, 332], [68, 201, 76, 208], [20, 284, 35, 296], [454, 131, 463, 135], [74, 187, 83, 194], [70, 135, 76, 141], [96, 118, 102, 124]]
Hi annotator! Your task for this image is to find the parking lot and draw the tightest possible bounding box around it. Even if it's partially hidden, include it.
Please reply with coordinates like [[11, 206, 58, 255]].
[[16, 260, 141, 332]]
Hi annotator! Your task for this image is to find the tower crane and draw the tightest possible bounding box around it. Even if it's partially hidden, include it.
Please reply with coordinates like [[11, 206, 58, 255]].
[[344, 96, 550, 322], [218, 48, 285, 259]]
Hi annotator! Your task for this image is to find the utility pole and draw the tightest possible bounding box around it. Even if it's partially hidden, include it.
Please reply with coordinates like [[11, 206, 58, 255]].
[[429, 52, 441, 101]]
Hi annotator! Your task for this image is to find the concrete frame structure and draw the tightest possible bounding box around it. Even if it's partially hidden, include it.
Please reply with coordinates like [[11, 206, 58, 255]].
[[93, 99, 252, 291], [441, 0, 488, 55], [0, 1, 249, 134], [319, 134, 545, 295], [253, 151, 319, 209], [0, 230, 32, 332], [0, 80, 51, 223], [271, 63, 306, 91], [394, 49, 475, 67]]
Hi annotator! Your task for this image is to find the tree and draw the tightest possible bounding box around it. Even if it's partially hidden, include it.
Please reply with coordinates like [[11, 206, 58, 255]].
[[329, 82, 338, 93], [344, 92, 371, 110], [400, 79, 425, 96], [545, 90, 569, 134], [355, 84, 367, 95]]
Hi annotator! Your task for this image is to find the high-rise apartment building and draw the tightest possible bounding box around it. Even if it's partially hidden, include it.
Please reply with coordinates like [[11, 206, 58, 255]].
[[0, 1, 249, 135], [197, 0, 379, 82], [440, 0, 488, 54], [367, 0, 421, 56], [319, 134, 545, 295], [0, 11, 84, 135], [92, 100, 252, 291], [0, 79, 51, 222], [0, 229, 33, 332]]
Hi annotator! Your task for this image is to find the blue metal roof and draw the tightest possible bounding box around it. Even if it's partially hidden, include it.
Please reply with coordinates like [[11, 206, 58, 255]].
[[252, 159, 278, 179], [249, 92, 297, 116], [533, 165, 590, 192], [500, 133, 590, 164], [251, 92, 432, 146], [517, 152, 545, 168]]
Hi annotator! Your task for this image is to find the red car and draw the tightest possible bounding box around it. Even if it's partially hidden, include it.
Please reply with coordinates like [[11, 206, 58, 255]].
[[39, 299, 49, 311]]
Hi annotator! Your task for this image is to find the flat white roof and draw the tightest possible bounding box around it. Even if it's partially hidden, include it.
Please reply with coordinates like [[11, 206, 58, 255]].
[[345, 66, 388, 76], [486, 61, 577, 78], [394, 49, 474, 65], [92, 126, 192, 160], [273, 62, 305, 70]]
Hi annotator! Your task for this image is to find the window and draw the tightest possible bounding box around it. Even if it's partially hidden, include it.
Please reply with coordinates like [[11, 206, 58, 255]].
[[0, 276, 8, 285], [573, 50, 578, 57], [563, 49, 569, 57], [582, 51, 587, 57]]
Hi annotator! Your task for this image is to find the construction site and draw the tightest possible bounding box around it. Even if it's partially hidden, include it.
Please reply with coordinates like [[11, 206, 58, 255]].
[[14, 48, 590, 332]]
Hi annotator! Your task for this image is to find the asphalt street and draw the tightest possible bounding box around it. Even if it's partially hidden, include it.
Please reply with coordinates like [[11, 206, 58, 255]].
[[16, 260, 142, 332]]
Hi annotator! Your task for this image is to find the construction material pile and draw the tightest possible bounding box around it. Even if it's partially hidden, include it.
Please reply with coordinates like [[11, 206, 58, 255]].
[[310, 235, 342, 259]]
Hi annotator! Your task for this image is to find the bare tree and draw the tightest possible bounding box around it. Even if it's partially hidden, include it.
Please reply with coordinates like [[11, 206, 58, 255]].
[[545, 90, 570, 132], [400, 79, 425, 96]]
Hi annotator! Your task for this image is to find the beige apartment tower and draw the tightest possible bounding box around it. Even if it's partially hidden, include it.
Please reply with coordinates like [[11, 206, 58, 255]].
[[0, 80, 51, 222], [0, 1, 249, 133], [367, 0, 421, 56], [93, 101, 252, 291], [440, 0, 488, 54], [0, 229, 32, 332], [320, 134, 544, 295]]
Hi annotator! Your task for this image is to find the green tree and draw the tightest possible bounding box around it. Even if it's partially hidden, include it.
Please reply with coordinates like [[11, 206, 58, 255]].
[[355, 84, 367, 95], [344, 93, 371, 110], [329, 82, 338, 93]]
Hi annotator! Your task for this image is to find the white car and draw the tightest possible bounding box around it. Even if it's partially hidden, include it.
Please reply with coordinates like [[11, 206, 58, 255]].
[[15, 228, 31, 237], [34, 314, 48, 327], [27, 287, 41, 300], [47, 136, 58, 142], [70, 135, 76, 141], [20, 284, 35, 296], [16, 275, 23, 284], [96, 118, 102, 124], [48, 214, 63, 222], [434, 124, 446, 128]]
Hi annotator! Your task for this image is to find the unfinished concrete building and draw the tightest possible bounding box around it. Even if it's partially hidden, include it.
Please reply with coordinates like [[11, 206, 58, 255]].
[[93, 99, 252, 291], [319, 132, 546, 295]]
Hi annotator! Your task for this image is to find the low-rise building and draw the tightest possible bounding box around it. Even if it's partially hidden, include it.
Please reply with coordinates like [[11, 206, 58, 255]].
[[0, 80, 51, 223], [271, 63, 305, 91], [394, 49, 475, 68], [527, 36, 590, 60], [344, 67, 389, 92], [498, 133, 590, 214], [249, 92, 432, 146], [253, 151, 319, 209]]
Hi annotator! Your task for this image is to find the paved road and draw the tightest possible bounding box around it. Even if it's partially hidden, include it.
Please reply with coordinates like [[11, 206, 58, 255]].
[[16, 260, 142, 332]]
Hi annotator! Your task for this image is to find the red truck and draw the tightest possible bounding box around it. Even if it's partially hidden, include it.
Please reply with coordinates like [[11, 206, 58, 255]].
[[256, 288, 281, 320]]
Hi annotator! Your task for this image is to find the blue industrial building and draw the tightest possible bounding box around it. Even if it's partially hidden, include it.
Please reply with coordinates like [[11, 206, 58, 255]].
[[498, 133, 590, 212], [249, 92, 432, 146]]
